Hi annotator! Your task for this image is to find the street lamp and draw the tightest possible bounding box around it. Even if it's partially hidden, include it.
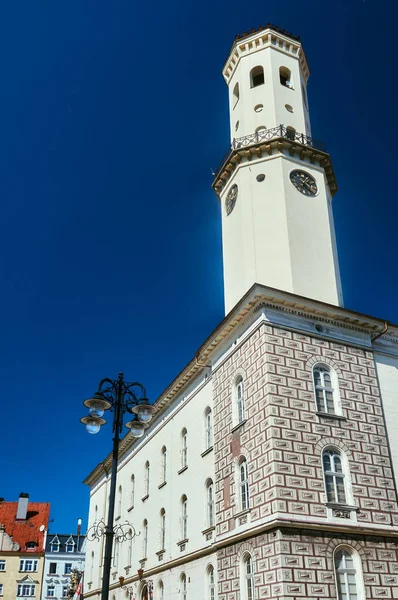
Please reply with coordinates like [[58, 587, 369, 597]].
[[81, 373, 154, 600]]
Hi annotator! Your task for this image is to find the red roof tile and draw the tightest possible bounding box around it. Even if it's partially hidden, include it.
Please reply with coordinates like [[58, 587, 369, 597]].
[[0, 501, 50, 553]]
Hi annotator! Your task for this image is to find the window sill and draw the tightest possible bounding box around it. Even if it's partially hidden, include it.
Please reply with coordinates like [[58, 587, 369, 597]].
[[316, 412, 346, 421], [201, 526, 215, 535], [177, 538, 188, 548], [231, 420, 247, 433], [141, 494, 149, 502], [156, 549, 165, 556], [115, 516, 121, 521], [201, 446, 213, 458], [178, 466, 188, 475], [325, 502, 359, 511], [158, 481, 167, 490], [127, 505, 134, 512]]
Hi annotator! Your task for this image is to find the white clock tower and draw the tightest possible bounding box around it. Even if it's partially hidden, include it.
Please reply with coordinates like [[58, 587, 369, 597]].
[[213, 25, 343, 314]]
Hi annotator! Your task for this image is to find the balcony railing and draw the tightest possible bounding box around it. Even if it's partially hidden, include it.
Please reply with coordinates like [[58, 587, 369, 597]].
[[214, 125, 325, 179]]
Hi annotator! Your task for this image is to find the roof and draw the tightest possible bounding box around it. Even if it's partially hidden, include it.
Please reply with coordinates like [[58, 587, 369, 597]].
[[45, 533, 86, 553], [0, 500, 50, 553], [234, 23, 300, 43]]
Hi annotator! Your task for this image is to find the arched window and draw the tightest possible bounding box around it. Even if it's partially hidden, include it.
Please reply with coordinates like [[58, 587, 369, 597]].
[[181, 428, 188, 468], [313, 365, 337, 415], [113, 539, 119, 567], [207, 565, 215, 600], [236, 377, 245, 424], [250, 66, 264, 88], [205, 407, 213, 449], [117, 485, 122, 518], [206, 479, 215, 528], [180, 574, 187, 600], [130, 475, 135, 508], [161, 446, 167, 483], [239, 457, 250, 511], [181, 495, 188, 539], [90, 551, 94, 582], [285, 126, 296, 141], [158, 581, 164, 600], [242, 554, 254, 600], [142, 519, 148, 558], [127, 530, 133, 566], [233, 82, 240, 108], [280, 66, 292, 88], [323, 449, 347, 504], [334, 548, 363, 600], [160, 508, 166, 550], [144, 462, 150, 497]]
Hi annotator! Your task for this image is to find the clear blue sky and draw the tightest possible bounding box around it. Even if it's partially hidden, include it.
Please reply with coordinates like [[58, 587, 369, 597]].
[[1, 0, 397, 534]]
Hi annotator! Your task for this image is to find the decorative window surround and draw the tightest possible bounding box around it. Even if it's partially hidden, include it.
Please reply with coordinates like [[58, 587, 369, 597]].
[[235, 508, 251, 527], [326, 503, 359, 521], [177, 538, 188, 552], [202, 526, 215, 541]]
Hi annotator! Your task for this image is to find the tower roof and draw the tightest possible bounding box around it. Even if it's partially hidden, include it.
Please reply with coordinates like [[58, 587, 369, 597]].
[[234, 23, 301, 44]]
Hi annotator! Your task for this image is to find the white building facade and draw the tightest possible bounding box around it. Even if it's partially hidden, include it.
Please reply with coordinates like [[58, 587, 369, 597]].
[[41, 531, 86, 600], [84, 24, 398, 600]]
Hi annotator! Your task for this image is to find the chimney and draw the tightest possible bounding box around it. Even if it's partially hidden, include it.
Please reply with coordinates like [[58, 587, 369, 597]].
[[77, 518, 82, 536], [16, 493, 29, 520]]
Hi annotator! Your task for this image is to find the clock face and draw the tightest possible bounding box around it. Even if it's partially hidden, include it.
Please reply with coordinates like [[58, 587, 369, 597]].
[[225, 184, 238, 215], [290, 170, 318, 196]]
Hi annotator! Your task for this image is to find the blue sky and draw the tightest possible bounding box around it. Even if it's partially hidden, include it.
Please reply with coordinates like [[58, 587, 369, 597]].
[[0, 0, 396, 534]]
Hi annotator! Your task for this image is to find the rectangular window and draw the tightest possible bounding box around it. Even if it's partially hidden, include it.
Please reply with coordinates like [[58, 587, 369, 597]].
[[0, 560, 5, 571], [49, 563, 57, 574], [64, 564, 72, 575], [47, 586, 55, 597], [17, 584, 35, 596], [62, 587, 69, 598], [19, 560, 38, 572], [66, 544, 74, 553], [0, 584, 3, 595]]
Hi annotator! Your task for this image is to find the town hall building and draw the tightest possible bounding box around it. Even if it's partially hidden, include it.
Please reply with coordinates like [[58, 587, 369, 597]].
[[83, 25, 398, 600]]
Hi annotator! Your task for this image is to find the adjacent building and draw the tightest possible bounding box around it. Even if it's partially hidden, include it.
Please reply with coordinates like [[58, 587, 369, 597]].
[[41, 521, 86, 600], [83, 24, 398, 600], [0, 494, 50, 600]]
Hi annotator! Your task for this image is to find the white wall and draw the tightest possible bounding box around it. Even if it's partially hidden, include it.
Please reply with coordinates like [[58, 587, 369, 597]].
[[85, 375, 215, 599], [375, 351, 398, 491]]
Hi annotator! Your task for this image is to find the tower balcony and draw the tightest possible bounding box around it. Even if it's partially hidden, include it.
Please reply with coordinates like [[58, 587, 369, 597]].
[[213, 124, 336, 196]]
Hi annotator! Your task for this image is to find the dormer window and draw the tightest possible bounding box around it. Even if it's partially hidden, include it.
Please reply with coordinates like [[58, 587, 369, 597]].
[[66, 543, 74, 553], [50, 543, 59, 552]]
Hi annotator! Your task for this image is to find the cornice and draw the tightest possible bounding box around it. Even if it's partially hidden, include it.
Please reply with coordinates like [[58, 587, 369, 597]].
[[84, 284, 386, 487], [212, 138, 337, 196], [223, 27, 309, 85]]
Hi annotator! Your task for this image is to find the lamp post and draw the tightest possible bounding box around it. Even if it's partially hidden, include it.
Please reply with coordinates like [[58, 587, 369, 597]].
[[81, 373, 154, 600]]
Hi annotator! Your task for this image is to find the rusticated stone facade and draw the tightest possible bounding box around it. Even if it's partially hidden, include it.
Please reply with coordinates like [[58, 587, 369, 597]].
[[217, 529, 398, 600]]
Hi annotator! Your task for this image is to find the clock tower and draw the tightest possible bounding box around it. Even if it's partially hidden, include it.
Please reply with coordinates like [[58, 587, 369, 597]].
[[213, 25, 343, 314]]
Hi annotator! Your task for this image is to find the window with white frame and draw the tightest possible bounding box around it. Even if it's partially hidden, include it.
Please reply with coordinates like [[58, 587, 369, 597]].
[[127, 530, 133, 566], [49, 563, 57, 574], [161, 447, 167, 483], [334, 548, 362, 600], [204, 407, 213, 449], [62, 586, 69, 598], [0, 583, 3, 595], [0, 560, 5, 571], [313, 366, 337, 415], [236, 377, 245, 424], [117, 485, 122, 517], [47, 586, 55, 597], [180, 574, 187, 600], [142, 519, 148, 558], [64, 564, 72, 575], [17, 584, 35, 597], [144, 462, 150, 497], [130, 475, 135, 507], [181, 495, 188, 539], [181, 429, 188, 468], [239, 458, 250, 511], [206, 480, 215, 528], [242, 554, 254, 600], [65, 542, 74, 553], [19, 560, 38, 572], [207, 565, 215, 600], [323, 449, 347, 504], [113, 539, 119, 568], [158, 581, 164, 600], [50, 542, 59, 553], [159, 509, 166, 550]]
